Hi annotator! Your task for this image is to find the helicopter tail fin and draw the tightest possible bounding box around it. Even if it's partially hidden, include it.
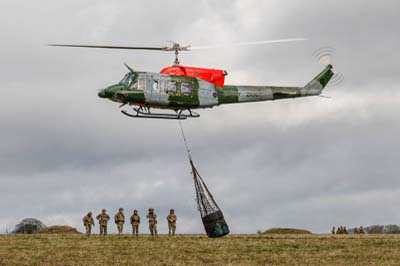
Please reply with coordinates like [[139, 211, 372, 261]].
[[303, 64, 334, 96]]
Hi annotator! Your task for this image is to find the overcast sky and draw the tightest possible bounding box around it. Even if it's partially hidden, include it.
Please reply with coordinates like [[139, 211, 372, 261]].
[[1, 0, 399, 234]]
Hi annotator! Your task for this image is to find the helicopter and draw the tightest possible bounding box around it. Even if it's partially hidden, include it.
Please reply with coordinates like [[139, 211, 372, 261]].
[[50, 39, 335, 120]]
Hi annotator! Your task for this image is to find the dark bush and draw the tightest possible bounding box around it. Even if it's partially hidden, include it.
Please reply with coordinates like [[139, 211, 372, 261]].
[[12, 218, 46, 234]]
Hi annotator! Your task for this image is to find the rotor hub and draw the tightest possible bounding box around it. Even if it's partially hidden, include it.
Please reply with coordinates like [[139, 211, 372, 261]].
[[161, 43, 191, 65]]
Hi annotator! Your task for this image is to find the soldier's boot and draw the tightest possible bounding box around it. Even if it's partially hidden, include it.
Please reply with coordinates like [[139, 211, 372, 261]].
[[168, 228, 171, 236], [172, 228, 176, 236], [104, 227, 107, 236]]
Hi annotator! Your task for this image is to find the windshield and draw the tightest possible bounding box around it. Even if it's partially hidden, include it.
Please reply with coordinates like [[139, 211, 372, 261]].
[[119, 72, 138, 89]]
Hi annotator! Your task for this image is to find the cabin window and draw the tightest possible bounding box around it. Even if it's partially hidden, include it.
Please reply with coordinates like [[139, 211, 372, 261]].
[[181, 82, 192, 96], [152, 80, 159, 91], [160, 79, 167, 92], [166, 81, 177, 94]]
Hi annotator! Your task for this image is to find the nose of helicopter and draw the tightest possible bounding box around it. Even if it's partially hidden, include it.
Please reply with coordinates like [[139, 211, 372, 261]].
[[98, 90, 107, 98], [98, 86, 115, 98], [98, 84, 125, 99]]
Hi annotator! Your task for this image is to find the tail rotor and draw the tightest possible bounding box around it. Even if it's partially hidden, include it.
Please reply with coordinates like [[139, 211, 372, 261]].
[[313, 46, 344, 88]]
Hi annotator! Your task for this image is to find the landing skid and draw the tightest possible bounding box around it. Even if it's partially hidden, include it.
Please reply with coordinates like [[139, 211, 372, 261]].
[[121, 107, 200, 120]]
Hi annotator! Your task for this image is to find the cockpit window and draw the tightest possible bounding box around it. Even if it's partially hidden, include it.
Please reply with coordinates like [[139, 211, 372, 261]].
[[120, 73, 132, 87], [119, 72, 138, 89], [138, 76, 145, 91]]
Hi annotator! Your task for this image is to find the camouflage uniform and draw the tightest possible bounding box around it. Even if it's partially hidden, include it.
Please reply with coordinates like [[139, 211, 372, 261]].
[[146, 208, 158, 237], [331, 227, 335, 234], [130, 210, 140, 236], [82, 212, 95, 236], [167, 209, 177, 236], [96, 209, 110, 236], [114, 208, 125, 235]]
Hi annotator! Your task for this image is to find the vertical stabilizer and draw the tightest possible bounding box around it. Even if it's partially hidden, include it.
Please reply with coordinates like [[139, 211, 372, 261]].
[[303, 65, 334, 96]]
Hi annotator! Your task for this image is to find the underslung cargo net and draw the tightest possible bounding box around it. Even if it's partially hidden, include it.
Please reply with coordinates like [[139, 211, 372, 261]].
[[190, 159, 230, 237], [178, 121, 230, 238]]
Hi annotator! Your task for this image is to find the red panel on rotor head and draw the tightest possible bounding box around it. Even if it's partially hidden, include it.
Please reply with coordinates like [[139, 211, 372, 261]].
[[160, 66, 226, 87]]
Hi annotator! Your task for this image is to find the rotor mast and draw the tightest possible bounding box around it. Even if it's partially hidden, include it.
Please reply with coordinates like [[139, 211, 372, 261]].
[[174, 48, 180, 66], [162, 43, 190, 66]]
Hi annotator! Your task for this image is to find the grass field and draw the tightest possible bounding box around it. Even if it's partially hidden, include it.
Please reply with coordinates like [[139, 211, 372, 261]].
[[1, 234, 400, 266]]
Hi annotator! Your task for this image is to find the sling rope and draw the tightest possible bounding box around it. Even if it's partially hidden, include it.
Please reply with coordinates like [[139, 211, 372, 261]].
[[178, 120, 192, 161]]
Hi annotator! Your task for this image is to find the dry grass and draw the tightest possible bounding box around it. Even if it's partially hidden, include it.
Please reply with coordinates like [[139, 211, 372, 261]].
[[1, 234, 400, 266]]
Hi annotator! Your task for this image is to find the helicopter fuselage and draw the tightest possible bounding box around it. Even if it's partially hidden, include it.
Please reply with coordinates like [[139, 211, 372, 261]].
[[98, 64, 334, 114]]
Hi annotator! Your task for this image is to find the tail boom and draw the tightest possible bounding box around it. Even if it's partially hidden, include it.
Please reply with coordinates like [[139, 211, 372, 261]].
[[217, 65, 334, 105]]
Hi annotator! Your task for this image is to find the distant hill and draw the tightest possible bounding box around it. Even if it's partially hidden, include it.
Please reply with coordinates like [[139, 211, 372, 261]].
[[38, 225, 80, 234], [263, 228, 312, 235]]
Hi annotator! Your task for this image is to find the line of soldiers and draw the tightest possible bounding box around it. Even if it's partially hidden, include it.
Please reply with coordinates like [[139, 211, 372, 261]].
[[353, 226, 365, 234], [331, 226, 365, 234], [82, 208, 177, 237], [332, 226, 348, 234]]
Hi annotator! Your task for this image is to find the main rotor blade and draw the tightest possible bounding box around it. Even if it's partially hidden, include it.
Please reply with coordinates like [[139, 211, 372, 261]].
[[48, 44, 164, 51], [189, 38, 308, 50]]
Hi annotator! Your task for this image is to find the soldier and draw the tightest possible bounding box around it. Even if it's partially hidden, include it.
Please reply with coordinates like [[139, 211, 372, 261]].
[[82, 212, 95, 236], [130, 210, 140, 236], [96, 209, 110, 236], [331, 226, 335, 234], [146, 208, 158, 237], [167, 209, 177, 236], [336, 226, 342, 235], [343, 226, 348, 234], [359, 226, 365, 234], [114, 208, 125, 236], [354, 227, 359, 234]]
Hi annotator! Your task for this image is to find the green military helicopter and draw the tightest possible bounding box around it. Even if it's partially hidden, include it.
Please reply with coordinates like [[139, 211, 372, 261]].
[[50, 39, 334, 120]]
